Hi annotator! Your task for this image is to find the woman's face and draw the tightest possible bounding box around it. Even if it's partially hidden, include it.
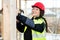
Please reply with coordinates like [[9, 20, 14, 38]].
[[32, 7, 40, 17]]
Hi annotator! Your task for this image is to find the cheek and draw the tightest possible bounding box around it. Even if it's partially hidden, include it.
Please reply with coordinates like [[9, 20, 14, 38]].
[[32, 10, 40, 15], [32, 10, 38, 13], [36, 11, 40, 15]]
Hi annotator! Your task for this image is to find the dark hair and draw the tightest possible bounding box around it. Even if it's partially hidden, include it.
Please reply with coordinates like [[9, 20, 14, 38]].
[[39, 9, 44, 17], [42, 17, 48, 32], [40, 9, 48, 32], [39, 8, 48, 32]]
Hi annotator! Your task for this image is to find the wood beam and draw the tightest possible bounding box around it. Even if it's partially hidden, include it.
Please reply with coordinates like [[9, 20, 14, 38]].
[[2, 0, 16, 40]]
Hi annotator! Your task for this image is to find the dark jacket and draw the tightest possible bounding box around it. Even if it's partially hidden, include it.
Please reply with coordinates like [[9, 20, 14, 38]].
[[16, 14, 47, 40]]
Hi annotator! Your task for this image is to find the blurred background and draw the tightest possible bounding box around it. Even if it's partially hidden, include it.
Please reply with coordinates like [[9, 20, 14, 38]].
[[0, 0, 60, 40]]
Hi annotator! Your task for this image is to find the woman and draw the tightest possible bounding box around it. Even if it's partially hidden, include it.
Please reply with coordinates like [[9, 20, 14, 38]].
[[16, 2, 47, 40]]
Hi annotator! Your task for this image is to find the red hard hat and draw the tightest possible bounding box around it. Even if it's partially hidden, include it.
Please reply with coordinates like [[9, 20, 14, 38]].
[[32, 2, 45, 10]]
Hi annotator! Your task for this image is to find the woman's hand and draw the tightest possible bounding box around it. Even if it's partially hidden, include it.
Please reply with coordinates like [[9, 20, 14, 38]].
[[16, 19, 20, 23]]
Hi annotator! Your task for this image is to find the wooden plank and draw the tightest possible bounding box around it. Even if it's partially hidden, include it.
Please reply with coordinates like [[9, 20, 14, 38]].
[[9, 0, 16, 40], [2, 0, 16, 40], [3, 0, 10, 40], [16, 0, 21, 40]]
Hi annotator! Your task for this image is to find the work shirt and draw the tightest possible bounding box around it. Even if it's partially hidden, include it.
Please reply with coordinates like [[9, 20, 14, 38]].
[[16, 14, 47, 40]]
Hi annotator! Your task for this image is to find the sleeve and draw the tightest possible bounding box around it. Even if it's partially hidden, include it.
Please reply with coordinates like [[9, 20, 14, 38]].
[[33, 23, 45, 33], [16, 19, 25, 33], [16, 14, 45, 33], [25, 18, 45, 33]]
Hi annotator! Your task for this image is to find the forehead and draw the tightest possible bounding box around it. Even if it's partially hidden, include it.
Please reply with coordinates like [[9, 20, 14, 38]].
[[32, 7, 39, 9]]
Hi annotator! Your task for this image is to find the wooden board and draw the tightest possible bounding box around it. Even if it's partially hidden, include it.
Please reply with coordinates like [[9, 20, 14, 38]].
[[2, 0, 16, 40]]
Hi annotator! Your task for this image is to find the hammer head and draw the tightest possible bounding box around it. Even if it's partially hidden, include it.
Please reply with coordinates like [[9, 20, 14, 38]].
[[19, 9, 24, 13]]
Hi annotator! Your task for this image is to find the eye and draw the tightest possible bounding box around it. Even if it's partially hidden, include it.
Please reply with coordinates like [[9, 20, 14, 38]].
[[36, 8, 39, 11]]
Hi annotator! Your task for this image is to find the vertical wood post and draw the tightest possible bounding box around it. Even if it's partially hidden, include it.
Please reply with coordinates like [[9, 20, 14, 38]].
[[2, 0, 16, 40]]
